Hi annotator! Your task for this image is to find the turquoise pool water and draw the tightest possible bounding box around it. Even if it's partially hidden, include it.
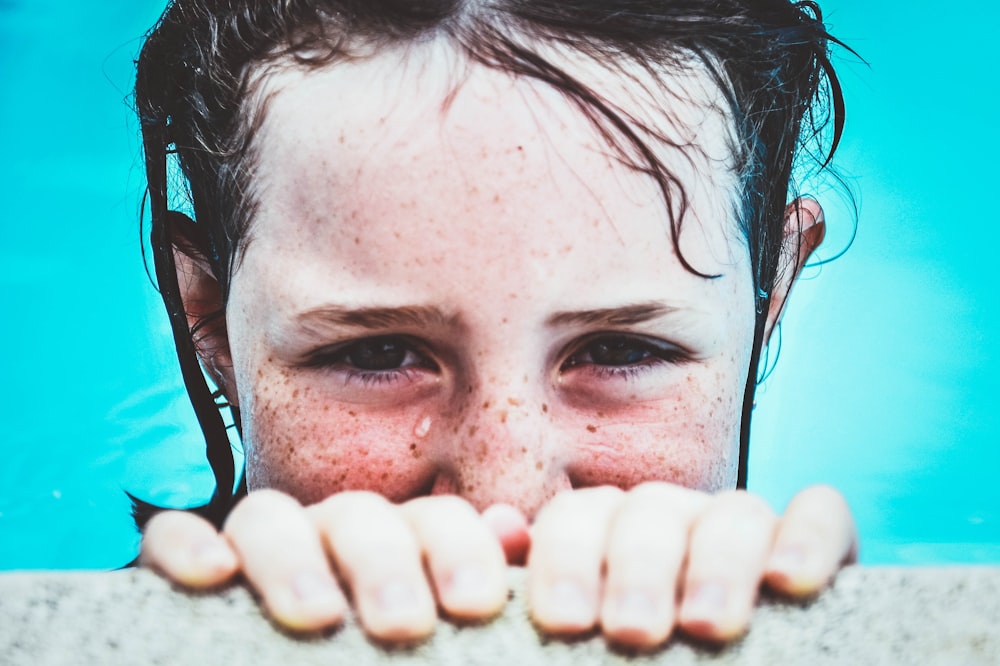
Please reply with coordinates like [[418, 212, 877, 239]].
[[1, 1, 998, 569]]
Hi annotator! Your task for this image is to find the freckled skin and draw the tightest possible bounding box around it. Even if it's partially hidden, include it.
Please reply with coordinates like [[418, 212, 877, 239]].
[[221, 43, 756, 519]]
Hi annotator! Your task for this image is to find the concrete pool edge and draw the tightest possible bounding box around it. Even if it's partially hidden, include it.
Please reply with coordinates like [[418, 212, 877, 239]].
[[1, 566, 997, 664]]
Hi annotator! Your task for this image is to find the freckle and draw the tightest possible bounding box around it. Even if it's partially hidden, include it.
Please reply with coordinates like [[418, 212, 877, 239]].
[[482, 400, 491, 409], [535, 461, 542, 471], [586, 424, 597, 433], [354, 236, 360, 245], [507, 397, 522, 407], [521, 446, 527, 454], [493, 193, 501, 203], [467, 425, 478, 436], [597, 411, 605, 418], [499, 410, 508, 424], [348, 410, 357, 417], [541, 403, 548, 413]]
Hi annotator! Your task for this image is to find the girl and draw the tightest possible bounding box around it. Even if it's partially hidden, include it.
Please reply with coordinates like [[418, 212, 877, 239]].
[[135, 0, 857, 649]]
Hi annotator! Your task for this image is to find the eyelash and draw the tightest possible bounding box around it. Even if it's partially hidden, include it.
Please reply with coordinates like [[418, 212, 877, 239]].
[[560, 333, 692, 381], [303, 335, 437, 386], [303, 333, 690, 387]]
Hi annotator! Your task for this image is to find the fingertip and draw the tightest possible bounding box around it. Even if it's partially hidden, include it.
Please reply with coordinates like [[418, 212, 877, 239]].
[[438, 563, 507, 620], [482, 503, 530, 565], [764, 545, 835, 598], [767, 485, 857, 597], [600, 592, 673, 650], [181, 536, 240, 587], [265, 571, 347, 633], [528, 577, 600, 635], [357, 579, 438, 643], [677, 581, 751, 643], [141, 511, 238, 589]]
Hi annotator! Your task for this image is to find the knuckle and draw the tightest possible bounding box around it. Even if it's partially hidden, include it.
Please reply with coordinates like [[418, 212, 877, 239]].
[[717, 490, 775, 521], [626, 480, 701, 507], [238, 488, 299, 513], [798, 484, 849, 511], [415, 494, 477, 516], [313, 490, 392, 517]]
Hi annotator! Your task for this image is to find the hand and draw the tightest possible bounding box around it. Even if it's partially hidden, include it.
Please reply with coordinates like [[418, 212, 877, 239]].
[[526, 483, 856, 648], [140, 483, 856, 648], [141, 490, 511, 642]]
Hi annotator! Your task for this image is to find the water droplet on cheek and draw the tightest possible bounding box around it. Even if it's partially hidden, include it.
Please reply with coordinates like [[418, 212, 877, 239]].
[[414, 416, 432, 438]]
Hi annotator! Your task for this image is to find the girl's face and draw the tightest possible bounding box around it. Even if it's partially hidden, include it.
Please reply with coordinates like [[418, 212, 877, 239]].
[[218, 46, 757, 517]]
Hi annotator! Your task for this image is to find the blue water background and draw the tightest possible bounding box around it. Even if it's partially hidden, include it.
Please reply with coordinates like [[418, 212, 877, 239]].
[[1, 1, 997, 569]]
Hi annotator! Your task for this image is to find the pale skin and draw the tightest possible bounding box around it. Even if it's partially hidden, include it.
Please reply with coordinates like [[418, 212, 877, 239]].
[[141, 42, 856, 649]]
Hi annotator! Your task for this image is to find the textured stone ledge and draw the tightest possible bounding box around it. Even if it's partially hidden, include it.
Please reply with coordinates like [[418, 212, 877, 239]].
[[1, 567, 997, 665]]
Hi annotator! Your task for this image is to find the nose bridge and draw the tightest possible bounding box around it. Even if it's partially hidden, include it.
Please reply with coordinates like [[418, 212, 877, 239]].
[[431, 367, 570, 518]]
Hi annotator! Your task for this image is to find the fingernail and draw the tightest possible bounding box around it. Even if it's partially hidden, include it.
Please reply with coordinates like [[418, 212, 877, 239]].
[[547, 579, 593, 624], [770, 546, 806, 573], [191, 540, 235, 570], [377, 580, 423, 615], [448, 565, 491, 603], [613, 590, 657, 625], [291, 572, 341, 606], [683, 581, 727, 618]]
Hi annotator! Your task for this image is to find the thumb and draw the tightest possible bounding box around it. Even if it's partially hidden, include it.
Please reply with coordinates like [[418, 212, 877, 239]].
[[482, 503, 531, 566]]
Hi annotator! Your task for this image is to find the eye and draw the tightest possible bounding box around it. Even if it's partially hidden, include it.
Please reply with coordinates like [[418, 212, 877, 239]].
[[305, 335, 436, 376], [561, 334, 689, 372], [342, 337, 414, 370]]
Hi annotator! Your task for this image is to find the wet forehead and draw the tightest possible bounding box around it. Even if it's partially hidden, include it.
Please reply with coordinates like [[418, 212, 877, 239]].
[[250, 40, 739, 232], [243, 40, 748, 304]]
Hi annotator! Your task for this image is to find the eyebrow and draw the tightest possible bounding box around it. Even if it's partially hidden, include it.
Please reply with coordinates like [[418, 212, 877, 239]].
[[546, 302, 681, 328], [291, 301, 680, 336], [293, 305, 459, 333]]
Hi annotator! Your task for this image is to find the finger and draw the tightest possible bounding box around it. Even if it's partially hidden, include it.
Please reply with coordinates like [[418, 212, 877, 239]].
[[678, 490, 777, 642], [765, 485, 857, 597], [527, 486, 623, 635], [224, 489, 346, 632], [600, 482, 708, 649], [481, 503, 531, 565], [402, 496, 507, 620], [141, 510, 238, 588], [310, 491, 436, 642]]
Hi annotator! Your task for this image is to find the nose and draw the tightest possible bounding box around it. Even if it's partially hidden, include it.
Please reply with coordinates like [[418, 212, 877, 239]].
[[429, 383, 571, 519]]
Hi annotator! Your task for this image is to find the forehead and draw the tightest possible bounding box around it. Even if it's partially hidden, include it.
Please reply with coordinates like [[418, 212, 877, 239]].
[[242, 40, 747, 304]]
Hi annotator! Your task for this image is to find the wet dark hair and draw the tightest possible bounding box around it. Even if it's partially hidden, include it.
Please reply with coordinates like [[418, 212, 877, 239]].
[[133, 0, 851, 529]]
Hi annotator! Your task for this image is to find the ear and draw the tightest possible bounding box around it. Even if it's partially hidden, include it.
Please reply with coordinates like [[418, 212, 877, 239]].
[[763, 198, 826, 344], [168, 213, 239, 406]]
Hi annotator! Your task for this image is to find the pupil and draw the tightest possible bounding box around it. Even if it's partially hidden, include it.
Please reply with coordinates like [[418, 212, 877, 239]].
[[591, 338, 649, 366], [347, 339, 406, 370]]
